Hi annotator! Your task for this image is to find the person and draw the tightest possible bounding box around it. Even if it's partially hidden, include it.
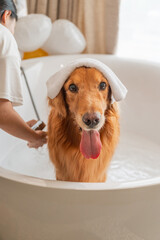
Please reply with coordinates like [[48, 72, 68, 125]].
[[0, 0, 47, 148]]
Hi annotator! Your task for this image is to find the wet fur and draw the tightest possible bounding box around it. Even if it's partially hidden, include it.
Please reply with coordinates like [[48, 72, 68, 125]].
[[48, 68, 120, 182]]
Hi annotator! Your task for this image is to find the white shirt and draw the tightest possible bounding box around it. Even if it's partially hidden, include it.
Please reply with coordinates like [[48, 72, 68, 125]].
[[0, 23, 23, 106]]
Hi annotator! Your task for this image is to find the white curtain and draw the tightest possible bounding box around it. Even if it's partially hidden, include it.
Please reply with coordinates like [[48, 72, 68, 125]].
[[15, 0, 28, 17]]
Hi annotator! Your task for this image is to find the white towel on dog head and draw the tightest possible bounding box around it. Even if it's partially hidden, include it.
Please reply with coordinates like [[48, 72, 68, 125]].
[[47, 58, 127, 102]]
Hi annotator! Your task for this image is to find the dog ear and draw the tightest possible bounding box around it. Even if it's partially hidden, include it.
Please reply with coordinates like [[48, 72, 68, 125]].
[[107, 86, 112, 107], [105, 85, 119, 118], [48, 89, 67, 118]]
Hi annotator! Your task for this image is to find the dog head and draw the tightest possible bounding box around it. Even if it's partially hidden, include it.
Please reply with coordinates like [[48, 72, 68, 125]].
[[49, 67, 112, 159], [49, 67, 111, 122], [64, 67, 111, 129]]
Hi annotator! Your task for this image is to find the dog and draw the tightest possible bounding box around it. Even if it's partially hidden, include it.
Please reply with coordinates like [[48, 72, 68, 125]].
[[47, 67, 120, 182]]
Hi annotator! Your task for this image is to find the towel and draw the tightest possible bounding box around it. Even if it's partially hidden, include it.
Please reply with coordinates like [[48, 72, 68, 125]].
[[47, 58, 127, 103]]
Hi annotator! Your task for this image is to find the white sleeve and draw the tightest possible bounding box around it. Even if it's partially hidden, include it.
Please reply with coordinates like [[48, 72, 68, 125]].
[[0, 24, 23, 107], [0, 56, 23, 106]]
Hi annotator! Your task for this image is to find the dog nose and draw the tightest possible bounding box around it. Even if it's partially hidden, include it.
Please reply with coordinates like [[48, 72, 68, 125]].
[[82, 112, 101, 128]]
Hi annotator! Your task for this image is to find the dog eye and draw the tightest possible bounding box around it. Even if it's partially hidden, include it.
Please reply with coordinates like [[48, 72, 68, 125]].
[[69, 84, 78, 93], [99, 82, 107, 90]]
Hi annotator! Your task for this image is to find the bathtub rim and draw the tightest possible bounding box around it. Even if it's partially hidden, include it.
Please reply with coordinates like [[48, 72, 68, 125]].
[[1, 166, 160, 191], [21, 53, 160, 68]]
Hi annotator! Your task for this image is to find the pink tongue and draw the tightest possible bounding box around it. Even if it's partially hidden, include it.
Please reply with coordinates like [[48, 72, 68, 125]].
[[80, 130, 102, 159]]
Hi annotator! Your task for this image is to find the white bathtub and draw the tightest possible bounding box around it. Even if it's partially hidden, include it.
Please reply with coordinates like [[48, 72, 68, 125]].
[[0, 54, 160, 240]]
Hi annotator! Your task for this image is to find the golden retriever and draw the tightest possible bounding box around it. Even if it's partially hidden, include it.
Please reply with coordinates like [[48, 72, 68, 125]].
[[48, 67, 119, 182]]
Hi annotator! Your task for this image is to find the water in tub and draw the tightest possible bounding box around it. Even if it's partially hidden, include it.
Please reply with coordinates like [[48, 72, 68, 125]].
[[1, 130, 160, 183]]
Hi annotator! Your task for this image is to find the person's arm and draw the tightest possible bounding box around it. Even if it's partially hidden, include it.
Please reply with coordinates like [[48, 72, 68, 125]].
[[0, 99, 47, 148]]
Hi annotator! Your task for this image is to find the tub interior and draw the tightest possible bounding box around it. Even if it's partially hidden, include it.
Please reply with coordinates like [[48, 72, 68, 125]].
[[1, 133, 160, 183], [0, 55, 160, 188]]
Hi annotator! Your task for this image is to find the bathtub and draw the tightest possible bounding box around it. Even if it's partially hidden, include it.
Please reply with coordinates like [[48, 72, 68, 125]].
[[0, 54, 160, 240]]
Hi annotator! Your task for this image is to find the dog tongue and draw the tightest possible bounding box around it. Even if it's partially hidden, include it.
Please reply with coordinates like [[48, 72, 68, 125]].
[[80, 130, 102, 159]]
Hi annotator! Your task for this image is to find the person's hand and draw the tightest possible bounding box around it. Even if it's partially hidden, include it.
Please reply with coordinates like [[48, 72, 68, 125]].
[[27, 130, 47, 149], [26, 119, 47, 148]]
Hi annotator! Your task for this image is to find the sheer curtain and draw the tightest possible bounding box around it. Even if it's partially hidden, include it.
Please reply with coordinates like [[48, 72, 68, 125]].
[[27, 0, 120, 54], [117, 0, 160, 62], [15, 0, 28, 17]]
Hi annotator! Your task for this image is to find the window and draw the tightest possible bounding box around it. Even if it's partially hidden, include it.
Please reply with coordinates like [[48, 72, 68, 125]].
[[116, 0, 160, 62]]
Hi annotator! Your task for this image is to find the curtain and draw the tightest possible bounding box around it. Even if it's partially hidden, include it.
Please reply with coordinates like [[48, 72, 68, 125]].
[[14, 0, 28, 17], [27, 0, 120, 54]]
